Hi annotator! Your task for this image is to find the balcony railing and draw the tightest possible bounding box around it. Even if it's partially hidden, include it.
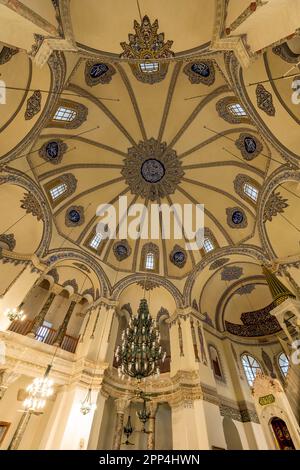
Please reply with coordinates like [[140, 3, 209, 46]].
[[8, 319, 79, 354]]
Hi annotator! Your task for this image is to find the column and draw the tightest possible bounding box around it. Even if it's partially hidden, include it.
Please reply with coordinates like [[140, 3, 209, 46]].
[[87, 391, 109, 450], [53, 297, 78, 346], [147, 402, 158, 450], [171, 399, 210, 450], [27, 290, 57, 337], [7, 411, 32, 450], [0, 264, 40, 331], [112, 398, 129, 450]]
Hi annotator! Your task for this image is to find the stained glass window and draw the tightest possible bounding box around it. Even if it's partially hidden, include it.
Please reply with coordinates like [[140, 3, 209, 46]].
[[139, 62, 159, 73], [90, 232, 103, 250], [241, 354, 262, 386], [244, 183, 258, 202], [278, 352, 289, 377], [46, 141, 60, 159], [90, 63, 109, 78], [145, 252, 155, 270], [68, 209, 81, 224], [232, 210, 244, 225], [228, 103, 247, 117], [50, 183, 67, 200], [244, 137, 257, 154], [53, 106, 77, 122]]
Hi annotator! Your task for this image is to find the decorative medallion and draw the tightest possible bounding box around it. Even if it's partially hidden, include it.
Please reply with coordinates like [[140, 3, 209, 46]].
[[20, 193, 44, 221], [263, 191, 289, 223], [85, 61, 116, 86], [62, 279, 78, 293], [236, 284, 256, 295], [0, 233, 16, 251], [169, 245, 187, 268], [216, 96, 250, 124], [25, 90, 42, 120], [120, 15, 174, 84], [183, 61, 215, 86], [221, 265, 243, 281], [209, 258, 229, 270], [113, 239, 132, 261], [122, 138, 184, 201], [0, 46, 18, 65], [226, 207, 248, 229], [39, 139, 68, 164], [65, 206, 84, 227], [258, 394, 275, 406], [256, 84, 275, 116], [235, 133, 263, 160]]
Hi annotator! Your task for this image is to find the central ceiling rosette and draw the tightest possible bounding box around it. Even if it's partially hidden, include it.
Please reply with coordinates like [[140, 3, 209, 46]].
[[121, 138, 184, 201]]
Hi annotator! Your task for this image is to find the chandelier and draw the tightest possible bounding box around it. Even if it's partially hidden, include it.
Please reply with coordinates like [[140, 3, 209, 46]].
[[5, 305, 26, 322], [23, 365, 54, 412], [137, 399, 151, 433], [80, 388, 97, 415], [115, 298, 166, 380]]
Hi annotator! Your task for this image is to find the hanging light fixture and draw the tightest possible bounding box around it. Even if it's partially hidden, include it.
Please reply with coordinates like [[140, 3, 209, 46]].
[[5, 303, 26, 322], [23, 364, 54, 412], [80, 388, 97, 415], [115, 298, 166, 380], [123, 414, 134, 445], [137, 398, 151, 433]]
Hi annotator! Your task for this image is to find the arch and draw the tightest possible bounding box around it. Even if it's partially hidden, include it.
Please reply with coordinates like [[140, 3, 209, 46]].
[[241, 352, 263, 387], [222, 417, 243, 450], [183, 245, 269, 306], [48, 99, 88, 129], [208, 343, 225, 382], [44, 248, 110, 297], [44, 173, 77, 207], [270, 417, 296, 450], [0, 168, 52, 256], [140, 242, 160, 273], [111, 273, 184, 308]]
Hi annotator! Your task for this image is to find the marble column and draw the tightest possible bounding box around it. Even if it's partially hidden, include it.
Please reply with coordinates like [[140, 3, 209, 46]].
[[147, 402, 158, 450], [112, 398, 129, 450], [27, 290, 56, 337], [7, 411, 32, 450], [54, 298, 77, 346]]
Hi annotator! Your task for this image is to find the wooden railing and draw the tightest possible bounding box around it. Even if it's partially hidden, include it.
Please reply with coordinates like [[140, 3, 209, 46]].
[[8, 320, 79, 354]]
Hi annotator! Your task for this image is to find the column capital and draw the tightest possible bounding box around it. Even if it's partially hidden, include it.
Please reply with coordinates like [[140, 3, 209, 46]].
[[114, 397, 130, 414]]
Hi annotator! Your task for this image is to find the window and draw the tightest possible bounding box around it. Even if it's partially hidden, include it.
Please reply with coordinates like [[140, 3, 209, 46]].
[[53, 106, 77, 122], [209, 345, 223, 380], [35, 320, 53, 343], [241, 354, 262, 387], [89, 232, 103, 250], [228, 103, 247, 117], [244, 183, 258, 202], [50, 183, 67, 200], [139, 62, 159, 73], [203, 238, 214, 253], [278, 352, 289, 377], [145, 252, 155, 270]]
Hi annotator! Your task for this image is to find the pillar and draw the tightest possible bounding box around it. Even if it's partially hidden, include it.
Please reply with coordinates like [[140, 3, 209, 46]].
[[171, 399, 210, 450], [0, 264, 40, 331], [53, 298, 78, 346], [147, 402, 158, 450], [87, 391, 108, 450], [27, 289, 57, 337], [112, 398, 129, 450], [7, 411, 32, 450]]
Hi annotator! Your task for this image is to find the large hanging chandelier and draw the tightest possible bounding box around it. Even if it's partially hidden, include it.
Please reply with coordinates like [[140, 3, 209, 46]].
[[23, 365, 54, 412], [115, 298, 166, 380]]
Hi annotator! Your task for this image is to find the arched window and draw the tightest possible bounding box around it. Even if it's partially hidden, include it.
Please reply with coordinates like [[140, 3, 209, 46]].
[[203, 237, 214, 253], [228, 103, 247, 117], [49, 100, 88, 129], [139, 62, 159, 73], [209, 345, 224, 381], [45, 174, 77, 208], [145, 252, 155, 270], [140, 243, 159, 273], [241, 354, 262, 387], [243, 182, 258, 202], [89, 232, 103, 250], [53, 106, 77, 122], [278, 352, 289, 378]]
